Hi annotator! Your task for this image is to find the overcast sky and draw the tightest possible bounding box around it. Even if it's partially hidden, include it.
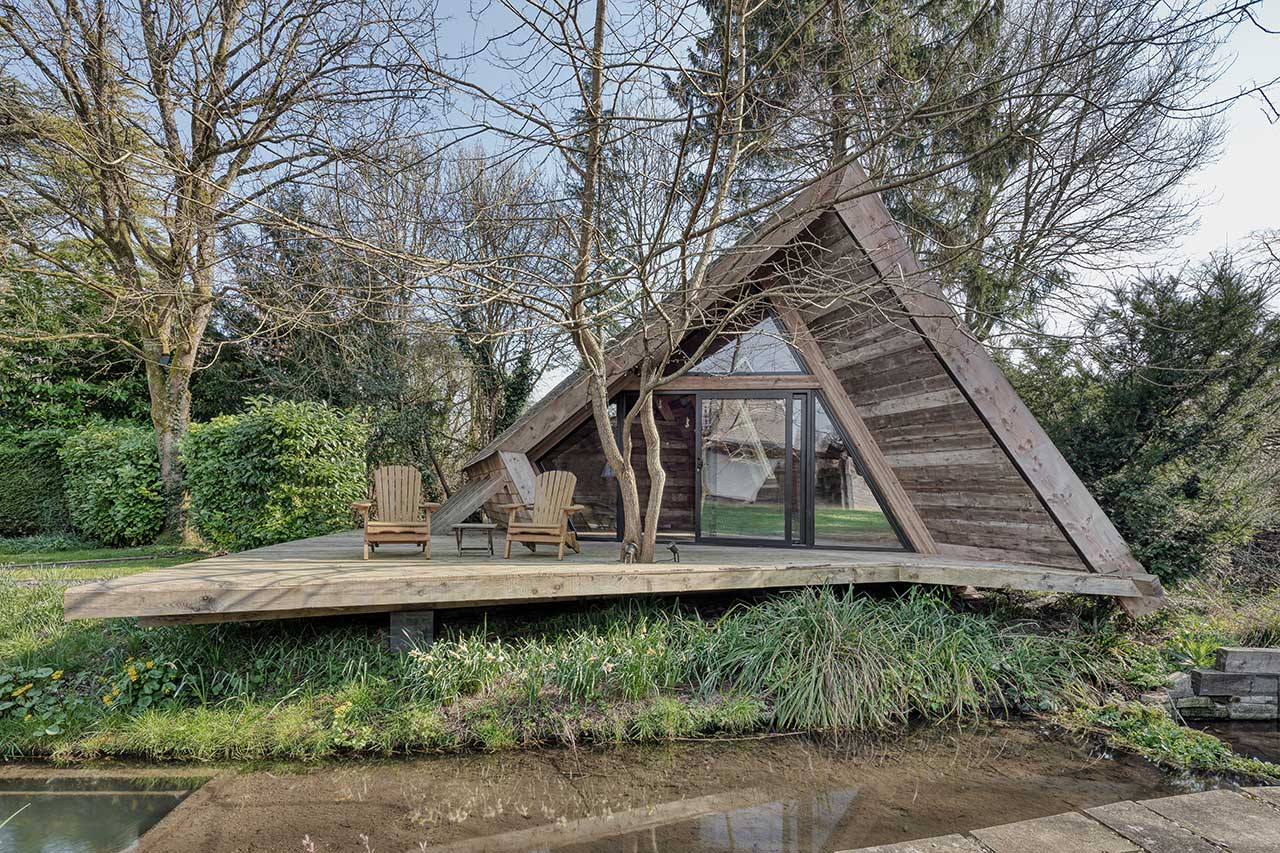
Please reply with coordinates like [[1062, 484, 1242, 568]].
[[1159, 10, 1278, 264]]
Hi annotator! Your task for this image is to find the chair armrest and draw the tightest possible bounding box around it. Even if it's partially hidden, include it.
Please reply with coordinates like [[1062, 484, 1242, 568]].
[[562, 504, 586, 514], [421, 502, 441, 513], [497, 502, 532, 511], [352, 501, 372, 523]]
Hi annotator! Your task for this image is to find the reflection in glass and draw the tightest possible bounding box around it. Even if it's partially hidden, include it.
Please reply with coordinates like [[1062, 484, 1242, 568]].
[[813, 398, 902, 548], [688, 314, 806, 375], [700, 397, 788, 540]]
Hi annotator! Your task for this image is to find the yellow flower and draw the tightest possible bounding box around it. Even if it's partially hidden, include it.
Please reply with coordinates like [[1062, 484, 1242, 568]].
[[51, 670, 63, 680], [102, 695, 113, 705], [145, 661, 154, 669], [112, 686, 120, 696], [11, 683, 33, 698], [24, 714, 32, 721]]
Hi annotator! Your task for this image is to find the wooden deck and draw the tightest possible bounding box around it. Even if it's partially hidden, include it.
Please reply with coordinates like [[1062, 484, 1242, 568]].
[[842, 787, 1280, 852], [63, 530, 1158, 624]]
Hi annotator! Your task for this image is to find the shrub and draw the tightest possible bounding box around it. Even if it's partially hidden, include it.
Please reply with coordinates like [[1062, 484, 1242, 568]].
[[181, 398, 369, 552], [1007, 261, 1280, 582], [59, 423, 164, 546], [0, 429, 71, 536]]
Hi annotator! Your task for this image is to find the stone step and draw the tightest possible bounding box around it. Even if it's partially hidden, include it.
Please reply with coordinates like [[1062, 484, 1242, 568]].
[[1190, 668, 1280, 698], [1216, 647, 1280, 674]]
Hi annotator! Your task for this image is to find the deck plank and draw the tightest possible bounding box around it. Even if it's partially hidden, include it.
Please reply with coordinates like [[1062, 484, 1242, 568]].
[[62, 530, 1151, 623]]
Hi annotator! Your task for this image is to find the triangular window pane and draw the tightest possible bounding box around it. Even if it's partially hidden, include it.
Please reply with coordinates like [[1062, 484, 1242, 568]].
[[688, 313, 807, 375]]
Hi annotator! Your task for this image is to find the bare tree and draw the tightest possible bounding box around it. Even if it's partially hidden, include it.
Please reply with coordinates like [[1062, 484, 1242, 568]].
[[0, 0, 433, 533], [365, 0, 1263, 563], [674, 0, 1256, 338]]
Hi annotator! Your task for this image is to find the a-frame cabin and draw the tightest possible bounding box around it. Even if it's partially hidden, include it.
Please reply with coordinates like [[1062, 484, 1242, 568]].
[[461, 161, 1163, 616], [61, 161, 1163, 629]]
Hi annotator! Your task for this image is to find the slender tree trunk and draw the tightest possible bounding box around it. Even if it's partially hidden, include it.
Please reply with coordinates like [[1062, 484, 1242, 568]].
[[142, 253, 214, 541], [583, 372, 644, 560], [638, 389, 665, 562]]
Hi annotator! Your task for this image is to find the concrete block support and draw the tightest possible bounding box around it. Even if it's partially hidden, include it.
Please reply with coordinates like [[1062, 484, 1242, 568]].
[[389, 608, 435, 652]]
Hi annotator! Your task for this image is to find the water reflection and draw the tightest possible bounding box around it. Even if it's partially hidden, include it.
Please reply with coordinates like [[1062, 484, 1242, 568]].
[[0, 776, 202, 853], [129, 725, 1192, 852]]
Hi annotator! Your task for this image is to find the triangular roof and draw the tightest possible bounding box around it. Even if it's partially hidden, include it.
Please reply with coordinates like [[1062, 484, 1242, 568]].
[[463, 160, 1161, 615]]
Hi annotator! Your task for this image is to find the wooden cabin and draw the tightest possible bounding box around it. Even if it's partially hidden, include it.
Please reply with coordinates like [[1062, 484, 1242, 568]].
[[456, 160, 1163, 616], [63, 160, 1161, 633]]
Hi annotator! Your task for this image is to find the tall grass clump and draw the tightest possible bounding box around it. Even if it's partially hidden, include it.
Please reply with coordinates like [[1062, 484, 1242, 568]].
[[700, 587, 1100, 731], [406, 605, 711, 707]]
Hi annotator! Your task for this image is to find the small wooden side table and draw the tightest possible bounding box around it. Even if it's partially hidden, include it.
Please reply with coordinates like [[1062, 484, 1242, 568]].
[[452, 522, 498, 557]]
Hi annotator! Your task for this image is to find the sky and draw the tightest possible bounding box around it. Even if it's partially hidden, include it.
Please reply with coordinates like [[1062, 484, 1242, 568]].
[[1161, 10, 1279, 264], [467, 2, 1280, 397]]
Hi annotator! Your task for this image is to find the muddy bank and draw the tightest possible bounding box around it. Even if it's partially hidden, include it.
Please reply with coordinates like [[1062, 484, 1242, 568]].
[[121, 722, 1195, 852]]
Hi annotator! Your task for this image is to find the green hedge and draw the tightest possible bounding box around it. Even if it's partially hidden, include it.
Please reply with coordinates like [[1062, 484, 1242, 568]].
[[0, 429, 71, 537], [182, 398, 369, 552], [59, 423, 164, 546]]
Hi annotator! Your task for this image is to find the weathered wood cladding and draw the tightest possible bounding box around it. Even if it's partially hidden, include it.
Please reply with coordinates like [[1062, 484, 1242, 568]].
[[451, 160, 1156, 613], [536, 415, 618, 534], [797, 211, 1089, 571]]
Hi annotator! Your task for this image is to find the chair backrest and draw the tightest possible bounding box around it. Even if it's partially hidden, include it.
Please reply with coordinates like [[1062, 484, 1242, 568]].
[[373, 465, 423, 523], [531, 470, 577, 527]]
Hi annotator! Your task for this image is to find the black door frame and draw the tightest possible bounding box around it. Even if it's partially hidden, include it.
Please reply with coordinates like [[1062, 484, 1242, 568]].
[[612, 388, 908, 551]]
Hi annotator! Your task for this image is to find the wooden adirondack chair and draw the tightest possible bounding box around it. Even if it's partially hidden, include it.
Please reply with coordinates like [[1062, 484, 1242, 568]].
[[500, 470, 584, 560], [352, 465, 440, 560]]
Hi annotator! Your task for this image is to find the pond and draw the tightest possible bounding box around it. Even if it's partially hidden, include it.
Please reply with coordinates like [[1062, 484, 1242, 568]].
[[0, 774, 206, 853], [1191, 720, 1280, 763], [1, 722, 1203, 852]]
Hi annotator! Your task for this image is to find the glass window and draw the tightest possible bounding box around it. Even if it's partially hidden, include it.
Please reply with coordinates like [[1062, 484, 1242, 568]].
[[699, 397, 788, 540], [812, 398, 902, 548], [688, 313, 807, 375]]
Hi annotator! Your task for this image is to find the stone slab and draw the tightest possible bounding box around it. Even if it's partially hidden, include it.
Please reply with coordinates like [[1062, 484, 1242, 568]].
[[1244, 786, 1280, 809], [1216, 647, 1280, 674], [840, 834, 985, 853], [1229, 701, 1279, 720], [970, 811, 1139, 852], [1191, 669, 1280, 698], [1165, 672, 1194, 699], [1086, 799, 1221, 853], [1142, 789, 1280, 853]]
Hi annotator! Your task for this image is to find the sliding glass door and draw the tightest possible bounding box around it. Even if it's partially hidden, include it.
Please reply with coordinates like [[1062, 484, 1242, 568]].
[[694, 391, 903, 549], [697, 394, 793, 543]]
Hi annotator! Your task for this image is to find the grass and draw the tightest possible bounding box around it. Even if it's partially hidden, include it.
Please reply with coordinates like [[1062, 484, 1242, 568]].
[[0, 536, 1277, 783], [0, 565, 1159, 763], [700, 502, 896, 542], [0, 534, 208, 580], [1066, 700, 1280, 783]]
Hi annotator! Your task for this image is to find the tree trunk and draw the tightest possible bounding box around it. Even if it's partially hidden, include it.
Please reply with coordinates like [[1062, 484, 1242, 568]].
[[638, 391, 665, 562], [145, 352, 195, 541], [143, 253, 213, 542]]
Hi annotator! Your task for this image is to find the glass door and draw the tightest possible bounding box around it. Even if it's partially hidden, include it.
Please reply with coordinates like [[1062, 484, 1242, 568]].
[[697, 395, 792, 543]]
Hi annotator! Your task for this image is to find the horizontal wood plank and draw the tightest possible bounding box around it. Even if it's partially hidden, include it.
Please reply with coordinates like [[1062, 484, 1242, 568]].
[[62, 530, 1154, 623]]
